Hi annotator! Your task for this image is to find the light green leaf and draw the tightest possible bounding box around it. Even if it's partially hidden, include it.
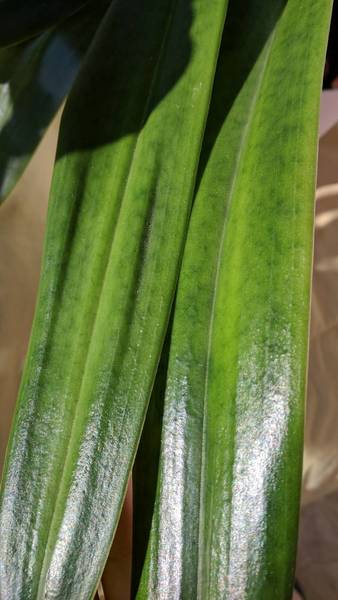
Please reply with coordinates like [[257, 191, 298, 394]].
[[0, 0, 109, 202], [137, 1, 332, 598], [0, 0, 228, 598]]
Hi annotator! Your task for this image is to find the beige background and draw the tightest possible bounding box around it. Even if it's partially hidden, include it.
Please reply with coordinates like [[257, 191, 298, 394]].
[[302, 112, 338, 505], [0, 120, 56, 473], [295, 91, 338, 600]]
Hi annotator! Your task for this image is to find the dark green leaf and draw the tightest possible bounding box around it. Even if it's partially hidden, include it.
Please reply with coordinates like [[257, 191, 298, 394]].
[[132, 327, 171, 597], [0, 0, 91, 47], [0, 0, 109, 202]]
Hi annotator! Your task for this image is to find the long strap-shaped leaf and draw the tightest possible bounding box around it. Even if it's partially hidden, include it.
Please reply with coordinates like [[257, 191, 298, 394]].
[[0, 0, 228, 598], [132, 326, 171, 596], [137, 1, 332, 598], [0, 0, 109, 202]]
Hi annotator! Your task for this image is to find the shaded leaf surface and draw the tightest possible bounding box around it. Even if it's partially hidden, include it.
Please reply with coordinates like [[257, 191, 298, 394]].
[[132, 327, 171, 597], [0, 0, 91, 47], [0, 0, 109, 202]]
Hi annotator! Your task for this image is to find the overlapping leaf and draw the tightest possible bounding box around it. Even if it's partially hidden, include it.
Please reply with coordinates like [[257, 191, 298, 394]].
[[0, 0, 229, 597], [137, 1, 332, 598]]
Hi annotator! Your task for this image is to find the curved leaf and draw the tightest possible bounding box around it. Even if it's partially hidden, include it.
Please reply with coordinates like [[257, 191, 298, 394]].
[[0, 0, 109, 202], [137, 1, 332, 598], [0, 0, 228, 598]]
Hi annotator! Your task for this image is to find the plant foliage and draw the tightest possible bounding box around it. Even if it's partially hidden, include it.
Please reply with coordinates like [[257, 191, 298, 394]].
[[0, 0, 332, 599]]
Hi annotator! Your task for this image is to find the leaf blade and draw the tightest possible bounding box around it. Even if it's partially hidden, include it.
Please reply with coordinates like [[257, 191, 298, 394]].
[[137, 1, 332, 598], [0, 0, 229, 598]]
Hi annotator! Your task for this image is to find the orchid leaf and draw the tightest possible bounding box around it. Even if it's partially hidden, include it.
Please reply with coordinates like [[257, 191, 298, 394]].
[[0, 0, 229, 597], [137, 1, 332, 598]]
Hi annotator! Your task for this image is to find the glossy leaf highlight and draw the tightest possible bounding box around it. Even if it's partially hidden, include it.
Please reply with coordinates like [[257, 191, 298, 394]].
[[137, 1, 332, 598], [0, 0, 228, 597]]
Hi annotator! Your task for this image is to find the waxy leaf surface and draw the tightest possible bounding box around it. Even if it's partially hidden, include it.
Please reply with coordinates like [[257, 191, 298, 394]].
[[137, 1, 332, 598], [0, 0, 228, 598]]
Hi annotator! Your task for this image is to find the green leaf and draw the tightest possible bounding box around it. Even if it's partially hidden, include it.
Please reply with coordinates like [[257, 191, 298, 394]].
[[0, 0, 109, 202], [0, 0, 91, 47], [132, 326, 171, 597], [137, 1, 332, 598], [0, 0, 228, 598]]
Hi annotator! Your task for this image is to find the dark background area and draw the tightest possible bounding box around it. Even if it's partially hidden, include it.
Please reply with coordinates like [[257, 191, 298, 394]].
[[324, 0, 338, 88]]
